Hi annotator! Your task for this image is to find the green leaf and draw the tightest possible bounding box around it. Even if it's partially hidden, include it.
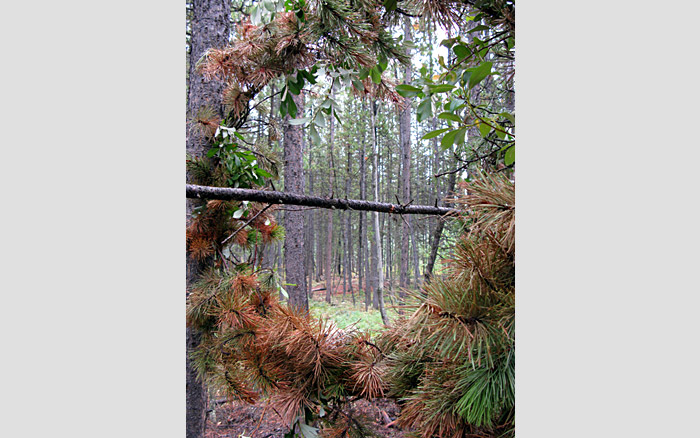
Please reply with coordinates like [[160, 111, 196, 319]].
[[467, 24, 490, 34], [256, 168, 273, 178], [448, 98, 466, 112], [440, 129, 459, 149], [300, 69, 317, 84], [289, 117, 310, 125], [468, 61, 493, 89], [370, 66, 382, 84], [504, 146, 515, 165], [479, 122, 491, 137], [383, 0, 397, 12], [416, 98, 432, 122], [285, 94, 297, 118], [310, 125, 321, 145], [206, 148, 218, 158], [440, 38, 456, 49], [438, 112, 462, 123], [428, 84, 455, 93], [233, 208, 245, 219], [352, 79, 364, 92], [299, 422, 318, 438], [455, 127, 466, 145], [422, 128, 450, 140], [499, 112, 515, 124], [453, 44, 470, 60], [313, 111, 326, 128], [395, 84, 421, 98]]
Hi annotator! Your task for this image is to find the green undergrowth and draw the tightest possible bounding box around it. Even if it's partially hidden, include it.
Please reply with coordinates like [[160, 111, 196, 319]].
[[309, 296, 401, 337]]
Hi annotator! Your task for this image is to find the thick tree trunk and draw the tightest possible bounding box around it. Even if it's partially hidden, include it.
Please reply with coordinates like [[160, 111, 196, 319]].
[[283, 92, 308, 312], [186, 1, 229, 437]]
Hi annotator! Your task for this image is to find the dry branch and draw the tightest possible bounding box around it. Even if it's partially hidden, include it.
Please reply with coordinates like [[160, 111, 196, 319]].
[[186, 184, 459, 216]]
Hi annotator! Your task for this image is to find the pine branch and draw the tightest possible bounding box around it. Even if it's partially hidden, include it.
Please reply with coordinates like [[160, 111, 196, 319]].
[[186, 184, 459, 216]]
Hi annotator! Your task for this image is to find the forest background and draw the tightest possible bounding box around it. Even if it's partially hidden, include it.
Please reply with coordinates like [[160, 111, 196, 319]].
[[3, 2, 699, 438]]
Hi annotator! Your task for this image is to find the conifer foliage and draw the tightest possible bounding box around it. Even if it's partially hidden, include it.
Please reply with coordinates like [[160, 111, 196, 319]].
[[186, 173, 514, 437], [378, 173, 515, 438]]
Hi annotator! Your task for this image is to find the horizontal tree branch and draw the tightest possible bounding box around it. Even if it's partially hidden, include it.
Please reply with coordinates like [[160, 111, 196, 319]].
[[186, 184, 460, 216]]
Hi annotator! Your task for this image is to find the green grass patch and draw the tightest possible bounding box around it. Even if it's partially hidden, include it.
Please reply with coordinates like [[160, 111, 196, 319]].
[[309, 295, 400, 337]]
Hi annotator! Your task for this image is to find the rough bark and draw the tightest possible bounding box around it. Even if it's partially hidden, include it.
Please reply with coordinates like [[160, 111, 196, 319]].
[[371, 101, 389, 326], [344, 145, 353, 302], [186, 1, 229, 437], [283, 92, 308, 312], [399, 16, 413, 291], [424, 152, 458, 282], [325, 103, 335, 304]]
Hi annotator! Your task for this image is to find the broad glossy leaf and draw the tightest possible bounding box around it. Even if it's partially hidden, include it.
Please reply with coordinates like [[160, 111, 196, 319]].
[[440, 129, 459, 149], [504, 146, 515, 165], [428, 84, 455, 93], [438, 112, 462, 123], [455, 127, 466, 145], [416, 98, 433, 122], [479, 122, 491, 137], [289, 116, 310, 125], [310, 124, 321, 145], [448, 98, 466, 112], [352, 79, 364, 91], [370, 67, 382, 84], [468, 61, 492, 89], [499, 112, 515, 124], [422, 128, 450, 140], [395, 84, 421, 98], [313, 111, 326, 128], [453, 44, 470, 60]]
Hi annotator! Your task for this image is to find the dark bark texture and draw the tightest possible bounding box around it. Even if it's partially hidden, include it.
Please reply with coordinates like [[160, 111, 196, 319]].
[[186, 1, 230, 438], [283, 93, 308, 312]]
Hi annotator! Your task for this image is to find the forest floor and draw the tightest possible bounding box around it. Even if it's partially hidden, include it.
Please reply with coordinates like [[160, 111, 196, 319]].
[[204, 279, 413, 438], [204, 397, 409, 438]]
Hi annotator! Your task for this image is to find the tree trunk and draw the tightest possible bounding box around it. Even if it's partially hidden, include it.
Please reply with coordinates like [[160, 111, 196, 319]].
[[344, 145, 353, 302], [186, 1, 229, 437], [325, 101, 335, 304], [283, 92, 308, 312], [399, 16, 413, 293], [424, 157, 458, 282], [371, 101, 389, 326]]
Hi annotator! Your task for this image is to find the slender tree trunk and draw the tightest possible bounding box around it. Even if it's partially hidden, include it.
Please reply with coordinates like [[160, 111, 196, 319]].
[[359, 103, 369, 310], [344, 145, 353, 301], [424, 155, 458, 282], [305, 171, 314, 300], [283, 92, 308, 312], [399, 16, 413, 293], [186, 1, 229, 437], [371, 101, 389, 325], [325, 101, 335, 303]]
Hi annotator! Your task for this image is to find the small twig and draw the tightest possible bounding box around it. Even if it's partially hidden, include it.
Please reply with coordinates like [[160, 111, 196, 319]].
[[221, 204, 273, 245]]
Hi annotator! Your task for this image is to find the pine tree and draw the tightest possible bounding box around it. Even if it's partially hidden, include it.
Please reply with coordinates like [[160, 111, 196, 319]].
[[379, 173, 515, 438]]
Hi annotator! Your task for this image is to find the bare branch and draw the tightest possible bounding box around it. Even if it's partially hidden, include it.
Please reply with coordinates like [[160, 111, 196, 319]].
[[187, 184, 459, 216]]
